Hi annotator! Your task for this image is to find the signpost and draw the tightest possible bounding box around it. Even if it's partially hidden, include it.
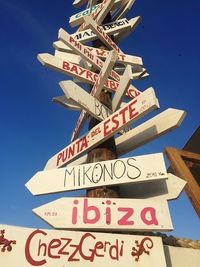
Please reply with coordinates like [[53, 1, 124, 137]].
[[0, 224, 167, 267], [33, 197, 173, 231], [26, 153, 167, 195]]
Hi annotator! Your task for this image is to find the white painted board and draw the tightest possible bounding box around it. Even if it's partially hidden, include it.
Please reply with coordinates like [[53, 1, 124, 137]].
[[0, 224, 167, 267], [53, 95, 81, 111], [60, 81, 112, 121], [54, 42, 143, 67], [120, 173, 187, 200], [112, 0, 136, 21], [26, 153, 167, 195], [42, 87, 159, 169], [33, 197, 173, 231], [37, 53, 139, 99], [72, 0, 88, 8]]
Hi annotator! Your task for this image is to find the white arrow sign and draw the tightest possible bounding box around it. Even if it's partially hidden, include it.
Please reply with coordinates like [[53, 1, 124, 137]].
[[70, 50, 118, 141], [54, 42, 143, 67], [26, 153, 167, 195], [112, 0, 135, 21], [58, 28, 120, 82], [42, 87, 159, 169], [83, 15, 123, 53], [72, 0, 88, 8], [119, 173, 187, 200], [53, 95, 81, 111], [70, 0, 130, 27], [66, 108, 186, 167], [0, 224, 167, 267], [33, 197, 173, 231], [37, 53, 140, 99], [60, 80, 112, 121]]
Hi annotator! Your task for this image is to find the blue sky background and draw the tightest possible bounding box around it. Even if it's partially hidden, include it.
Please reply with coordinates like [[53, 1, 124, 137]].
[[0, 0, 200, 239]]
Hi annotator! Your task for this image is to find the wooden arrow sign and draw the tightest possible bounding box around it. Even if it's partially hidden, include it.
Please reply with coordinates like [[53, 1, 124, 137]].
[[53, 95, 81, 111], [26, 153, 167, 195], [42, 87, 159, 169], [72, 17, 139, 44], [112, 0, 136, 21], [64, 108, 186, 167], [72, 0, 88, 8], [54, 42, 143, 67], [120, 173, 187, 200], [60, 80, 112, 121], [33, 197, 173, 231], [37, 53, 140, 99], [83, 15, 123, 53], [58, 28, 120, 82], [70, 50, 118, 141], [0, 224, 167, 267], [70, 0, 130, 27]]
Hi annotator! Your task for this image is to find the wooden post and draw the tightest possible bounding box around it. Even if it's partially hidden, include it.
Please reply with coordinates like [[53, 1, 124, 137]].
[[87, 1, 119, 198]]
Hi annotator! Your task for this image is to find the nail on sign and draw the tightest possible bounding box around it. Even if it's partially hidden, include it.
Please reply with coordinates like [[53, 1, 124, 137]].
[[0, 224, 167, 267], [26, 153, 166, 195], [33, 197, 173, 231]]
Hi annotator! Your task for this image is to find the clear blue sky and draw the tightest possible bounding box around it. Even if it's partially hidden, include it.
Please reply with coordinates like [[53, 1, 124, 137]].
[[0, 0, 200, 240]]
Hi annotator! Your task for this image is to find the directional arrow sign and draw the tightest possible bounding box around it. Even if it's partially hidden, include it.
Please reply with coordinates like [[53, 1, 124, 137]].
[[37, 53, 140, 99], [33, 197, 173, 231], [73, 17, 139, 44], [70, 50, 118, 141], [64, 108, 186, 167], [119, 173, 187, 200], [53, 95, 81, 111], [83, 15, 123, 53], [72, 0, 88, 8], [112, 0, 136, 21], [70, 0, 130, 27], [42, 87, 159, 169], [54, 42, 143, 67], [26, 153, 167, 195], [58, 28, 120, 82], [0, 224, 167, 267], [60, 80, 112, 121]]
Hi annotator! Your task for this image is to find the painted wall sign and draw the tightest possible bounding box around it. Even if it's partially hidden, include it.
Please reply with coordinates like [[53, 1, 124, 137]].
[[60, 81, 112, 121], [26, 153, 166, 195], [72, 17, 136, 44], [54, 41, 143, 67], [67, 108, 186, 167], [69, 0, 129, 27], [0, 224, 167, 267], [83, 15, 123, 53], [37, 53, 140, 99], [58, 28, 120, 82], [70, 50, 118, 141], [120, 173, 187, 200], [41, 87, 159, 170], [33, 197, 173, 231]]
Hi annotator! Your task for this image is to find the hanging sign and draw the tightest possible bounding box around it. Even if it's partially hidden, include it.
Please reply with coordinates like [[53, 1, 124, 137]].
[[0, 224, 167, 267], [37, 53, 140, 99], [40, 87, 159, 170], [33, 197, 173, 231], [26, 153, 166, 195]]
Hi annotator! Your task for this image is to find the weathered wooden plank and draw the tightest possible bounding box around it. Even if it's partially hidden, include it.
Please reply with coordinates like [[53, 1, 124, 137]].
[[26, 153, 167, 195], [0, 224, 167, 267], [33, 197, 173, 231], [42, 88, 159, 170]]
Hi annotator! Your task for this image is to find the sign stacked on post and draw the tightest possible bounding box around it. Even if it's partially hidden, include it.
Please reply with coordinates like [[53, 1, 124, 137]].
[[1, 0, 187, 266]]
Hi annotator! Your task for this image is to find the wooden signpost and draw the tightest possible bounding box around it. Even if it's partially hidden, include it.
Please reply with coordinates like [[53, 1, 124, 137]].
[[0, 224, 167, 267], [42, 88, 159, 169], [26, 153, 167, 195], [53, 95, 82, 111], [33, 197, 173, 231], [112, 0, 136, 21]]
